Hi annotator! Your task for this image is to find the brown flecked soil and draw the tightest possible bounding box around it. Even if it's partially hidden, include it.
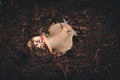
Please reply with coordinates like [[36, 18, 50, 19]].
[[0, 0, 120, 80]]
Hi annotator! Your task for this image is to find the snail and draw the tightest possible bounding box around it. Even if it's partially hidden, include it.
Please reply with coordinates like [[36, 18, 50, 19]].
[[27, 20, 77, 56]]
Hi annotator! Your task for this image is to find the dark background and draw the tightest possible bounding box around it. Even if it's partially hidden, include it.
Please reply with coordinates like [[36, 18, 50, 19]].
[[0, 0, 120, 80]]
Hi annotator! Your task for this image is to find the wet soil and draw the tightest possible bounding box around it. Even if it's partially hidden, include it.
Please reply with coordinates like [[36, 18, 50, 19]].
[[0, 0, 120, 80]]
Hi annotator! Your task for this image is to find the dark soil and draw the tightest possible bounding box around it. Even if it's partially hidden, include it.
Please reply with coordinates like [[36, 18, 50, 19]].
[[0, 0, 120, 80]]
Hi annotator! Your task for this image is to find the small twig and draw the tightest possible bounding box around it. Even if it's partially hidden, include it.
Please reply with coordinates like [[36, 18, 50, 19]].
[[93, 49, 100, 71], [57, 63, 68, 80]]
